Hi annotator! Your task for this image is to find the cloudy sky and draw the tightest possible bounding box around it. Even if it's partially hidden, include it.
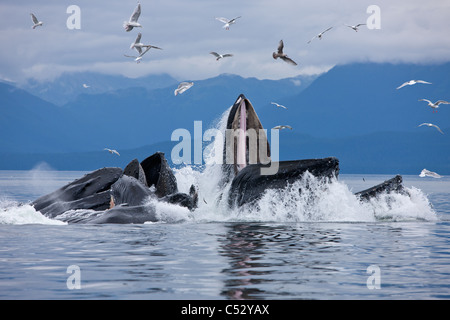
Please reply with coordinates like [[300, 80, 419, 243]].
[[0, 0, 449, 83]]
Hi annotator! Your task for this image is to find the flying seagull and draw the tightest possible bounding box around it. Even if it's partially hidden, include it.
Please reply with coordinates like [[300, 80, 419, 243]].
[[307, 27, 333, 43], [30, 13, 43, 29], [272, 125, 293, 130], [272, 40, 297, 66], [215, 16, 241, 30], [396, 80, 431, 90], [82, 84, 90, 88], [130, 32, 162, 55], [124, 46, 152, 63], [419, 169, 442, 179], [418, 123, 444, 134], [419, 99, 450, 112], [210, 52, 233, 61], [345, 23, 366, 32], [104, 148, 120, 156], [271, 102, 287, 109], [174, 82, 194, 96], [124, 2, 142, 32]]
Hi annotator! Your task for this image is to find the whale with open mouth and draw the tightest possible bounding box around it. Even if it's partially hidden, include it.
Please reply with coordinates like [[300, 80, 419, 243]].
[[223, 94, 335, 207], [221, 94, 404, 208], [31, 94, 407, 224]]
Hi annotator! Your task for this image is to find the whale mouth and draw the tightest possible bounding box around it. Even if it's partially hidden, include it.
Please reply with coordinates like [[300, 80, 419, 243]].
[[237, 97, 247, 171], [140, 152, 178, 198], [224, 94, 271, 175]]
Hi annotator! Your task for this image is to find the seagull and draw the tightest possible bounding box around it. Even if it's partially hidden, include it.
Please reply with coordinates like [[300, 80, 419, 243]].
[[271, 102, 287, 109], [130, 33, 162, 55], [345, 23, 366, 32], [215, 16, 241, 30], [210, 52, 233, 61], [124, 46, 152, 63], [174, 82, 194, 96], [30, 13, 43, 29], [272, 40, 297, 66], [82, 84, 90, 88], [396, 80, 432, 90], [418, 123, 444, 134], [307, 27, 333, 43], [272, 125, 293, 130], [419, 169, 442, 179], [419, 99, 450, 113], [123, 2, 142, 32], [104, 148, 120, 156]]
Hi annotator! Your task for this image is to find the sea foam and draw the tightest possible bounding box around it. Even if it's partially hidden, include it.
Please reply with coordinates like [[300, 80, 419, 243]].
[[0, 200, 66, 225], [173, 168, 437, 223]]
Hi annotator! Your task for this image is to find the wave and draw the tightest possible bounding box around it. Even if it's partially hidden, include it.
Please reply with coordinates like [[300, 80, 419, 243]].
[[174, 168, 437, 223], [172, 107, 437, 223], [0, 200, 66, 225]]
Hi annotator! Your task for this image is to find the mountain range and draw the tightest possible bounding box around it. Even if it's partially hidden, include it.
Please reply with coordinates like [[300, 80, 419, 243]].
[[1, 62, 449, 174]]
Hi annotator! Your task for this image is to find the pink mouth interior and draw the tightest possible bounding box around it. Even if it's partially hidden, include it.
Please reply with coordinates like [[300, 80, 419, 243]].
[[237, 100, 247, 171]]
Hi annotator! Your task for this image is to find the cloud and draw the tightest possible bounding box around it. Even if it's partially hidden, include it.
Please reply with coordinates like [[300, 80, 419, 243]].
[[0, 0, 449, 83]]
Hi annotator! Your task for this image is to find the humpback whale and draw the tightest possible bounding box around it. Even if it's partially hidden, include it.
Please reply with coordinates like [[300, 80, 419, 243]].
[[32, 167, 122, 218], [221, 94, 406, 208], [32, 153, 197, 224], [222, 94, 339, 207], [31, 94, 407, 223]]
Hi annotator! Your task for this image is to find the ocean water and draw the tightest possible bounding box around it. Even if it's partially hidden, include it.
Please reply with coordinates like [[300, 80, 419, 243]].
[[0, 168, 449, 300]]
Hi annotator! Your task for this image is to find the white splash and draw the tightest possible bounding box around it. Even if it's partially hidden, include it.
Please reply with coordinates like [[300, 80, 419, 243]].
[[144, 197, 191, 223], [172, 168, 437, 223], [0, 201, 66, 225], [170, 104, 437, 224]]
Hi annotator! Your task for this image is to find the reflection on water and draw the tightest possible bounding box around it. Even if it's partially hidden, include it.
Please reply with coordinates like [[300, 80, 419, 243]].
[[218, 223, 344, 299], [215, 221, 450, 300], [219, 224, 269, 299]]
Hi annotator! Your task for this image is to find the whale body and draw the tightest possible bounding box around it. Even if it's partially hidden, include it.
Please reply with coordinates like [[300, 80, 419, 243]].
[[221, 94, 337, 207], [32, 152, 197, 224]]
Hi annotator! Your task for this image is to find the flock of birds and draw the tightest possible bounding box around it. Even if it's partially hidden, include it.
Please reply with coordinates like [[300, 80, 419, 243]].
[[272, 24, 367, 66], [122, 3, 162, 64], [28, 3, 369, 98], [121, 3, 198, 97], [395, 79, 448, 178], [29, 5, 447, 178], [395, 79, 448, 135]]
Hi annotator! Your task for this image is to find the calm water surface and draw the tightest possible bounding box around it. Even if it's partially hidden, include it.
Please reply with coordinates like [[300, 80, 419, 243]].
[[0, 171, 449, 300]]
